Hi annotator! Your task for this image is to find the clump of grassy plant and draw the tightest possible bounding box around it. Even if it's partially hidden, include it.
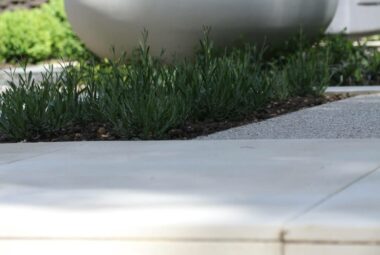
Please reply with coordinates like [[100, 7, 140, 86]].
[[282, 46, 331, 97], [92, 43, 190, 139], [177, 34, 272, 121], [265, 33, 332, 98], [0, 63, 84, 140]]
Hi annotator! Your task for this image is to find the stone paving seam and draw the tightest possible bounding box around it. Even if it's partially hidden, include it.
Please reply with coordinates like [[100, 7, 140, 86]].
[[0, 237, 281, 243], [284, 239, 380, 246], [0, 147, 66, 167], [282, 164, 380, 227]]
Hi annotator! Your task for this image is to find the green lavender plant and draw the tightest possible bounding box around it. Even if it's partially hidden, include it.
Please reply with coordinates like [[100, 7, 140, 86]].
[[0, 31, 334, 141]]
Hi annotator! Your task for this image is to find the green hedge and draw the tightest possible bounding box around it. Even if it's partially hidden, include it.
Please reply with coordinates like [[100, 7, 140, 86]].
[[0, 0, 87, 63]]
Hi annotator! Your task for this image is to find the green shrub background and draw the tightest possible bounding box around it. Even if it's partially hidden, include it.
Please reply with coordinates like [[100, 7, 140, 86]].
[[0, 0, 86, 63]]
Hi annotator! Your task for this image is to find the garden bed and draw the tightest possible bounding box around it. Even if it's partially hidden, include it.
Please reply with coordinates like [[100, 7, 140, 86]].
[[0, 31, 339, 143], [0, 94, 346, 143], [0, 22, 372, 143]]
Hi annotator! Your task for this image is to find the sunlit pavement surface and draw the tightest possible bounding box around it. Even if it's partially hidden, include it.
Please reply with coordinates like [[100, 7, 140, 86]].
[[0, 140, 379, 255]]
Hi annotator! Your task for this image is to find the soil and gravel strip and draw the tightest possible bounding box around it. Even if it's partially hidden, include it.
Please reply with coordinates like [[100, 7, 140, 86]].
[[0, 95, 346, 143], [200, 94, 380, 140]]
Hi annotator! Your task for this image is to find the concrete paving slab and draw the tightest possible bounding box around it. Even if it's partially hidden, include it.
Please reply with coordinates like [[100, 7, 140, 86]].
[[0, 142, 67, 165], [200, 94, 380, 139], [0, 140, 379, 255], [0, 240, 281, 255], [285, 164, 380, 244], [286, 244, 380, 255]]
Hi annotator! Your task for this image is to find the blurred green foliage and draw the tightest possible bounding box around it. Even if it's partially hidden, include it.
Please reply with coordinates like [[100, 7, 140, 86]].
[[324, 34, 380, 85], [0, 0, 87, 63]]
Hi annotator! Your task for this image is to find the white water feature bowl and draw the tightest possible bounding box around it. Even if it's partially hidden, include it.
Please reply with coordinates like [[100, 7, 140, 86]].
[[65, 0, 339, 59]]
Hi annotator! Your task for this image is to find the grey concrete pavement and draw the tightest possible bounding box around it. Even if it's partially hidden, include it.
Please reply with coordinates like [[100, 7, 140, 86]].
[[0, 140, 379, 255]]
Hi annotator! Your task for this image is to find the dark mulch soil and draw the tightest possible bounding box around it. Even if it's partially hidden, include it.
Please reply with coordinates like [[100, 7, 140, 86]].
[[0, 94, 348, 143], [0, 0, 47, 13]]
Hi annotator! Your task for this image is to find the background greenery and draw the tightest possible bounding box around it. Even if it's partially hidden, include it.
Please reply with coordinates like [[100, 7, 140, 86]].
[[1, 0, 380, 87], [325, 35, 380, 85], [0, 0, 380, 85], [0, 0, 86, 63]]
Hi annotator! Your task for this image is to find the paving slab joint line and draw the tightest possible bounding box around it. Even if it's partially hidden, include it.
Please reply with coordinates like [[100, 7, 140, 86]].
[[0, 147, 66, 167], [282, 164, 380, 226], [284, 239, 380, 246], [280, 230, 287, 255], [281, 240, 380, 255], [0, 237, 279, 243]]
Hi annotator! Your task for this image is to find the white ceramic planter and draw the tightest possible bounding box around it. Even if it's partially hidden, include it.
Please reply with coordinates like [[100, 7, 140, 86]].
[[65, 0, 338, 59], [327, 0, 380, 36]]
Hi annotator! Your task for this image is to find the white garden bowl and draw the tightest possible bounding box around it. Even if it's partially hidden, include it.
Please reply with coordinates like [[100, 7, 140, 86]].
[[65, 0, 338, 59]]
